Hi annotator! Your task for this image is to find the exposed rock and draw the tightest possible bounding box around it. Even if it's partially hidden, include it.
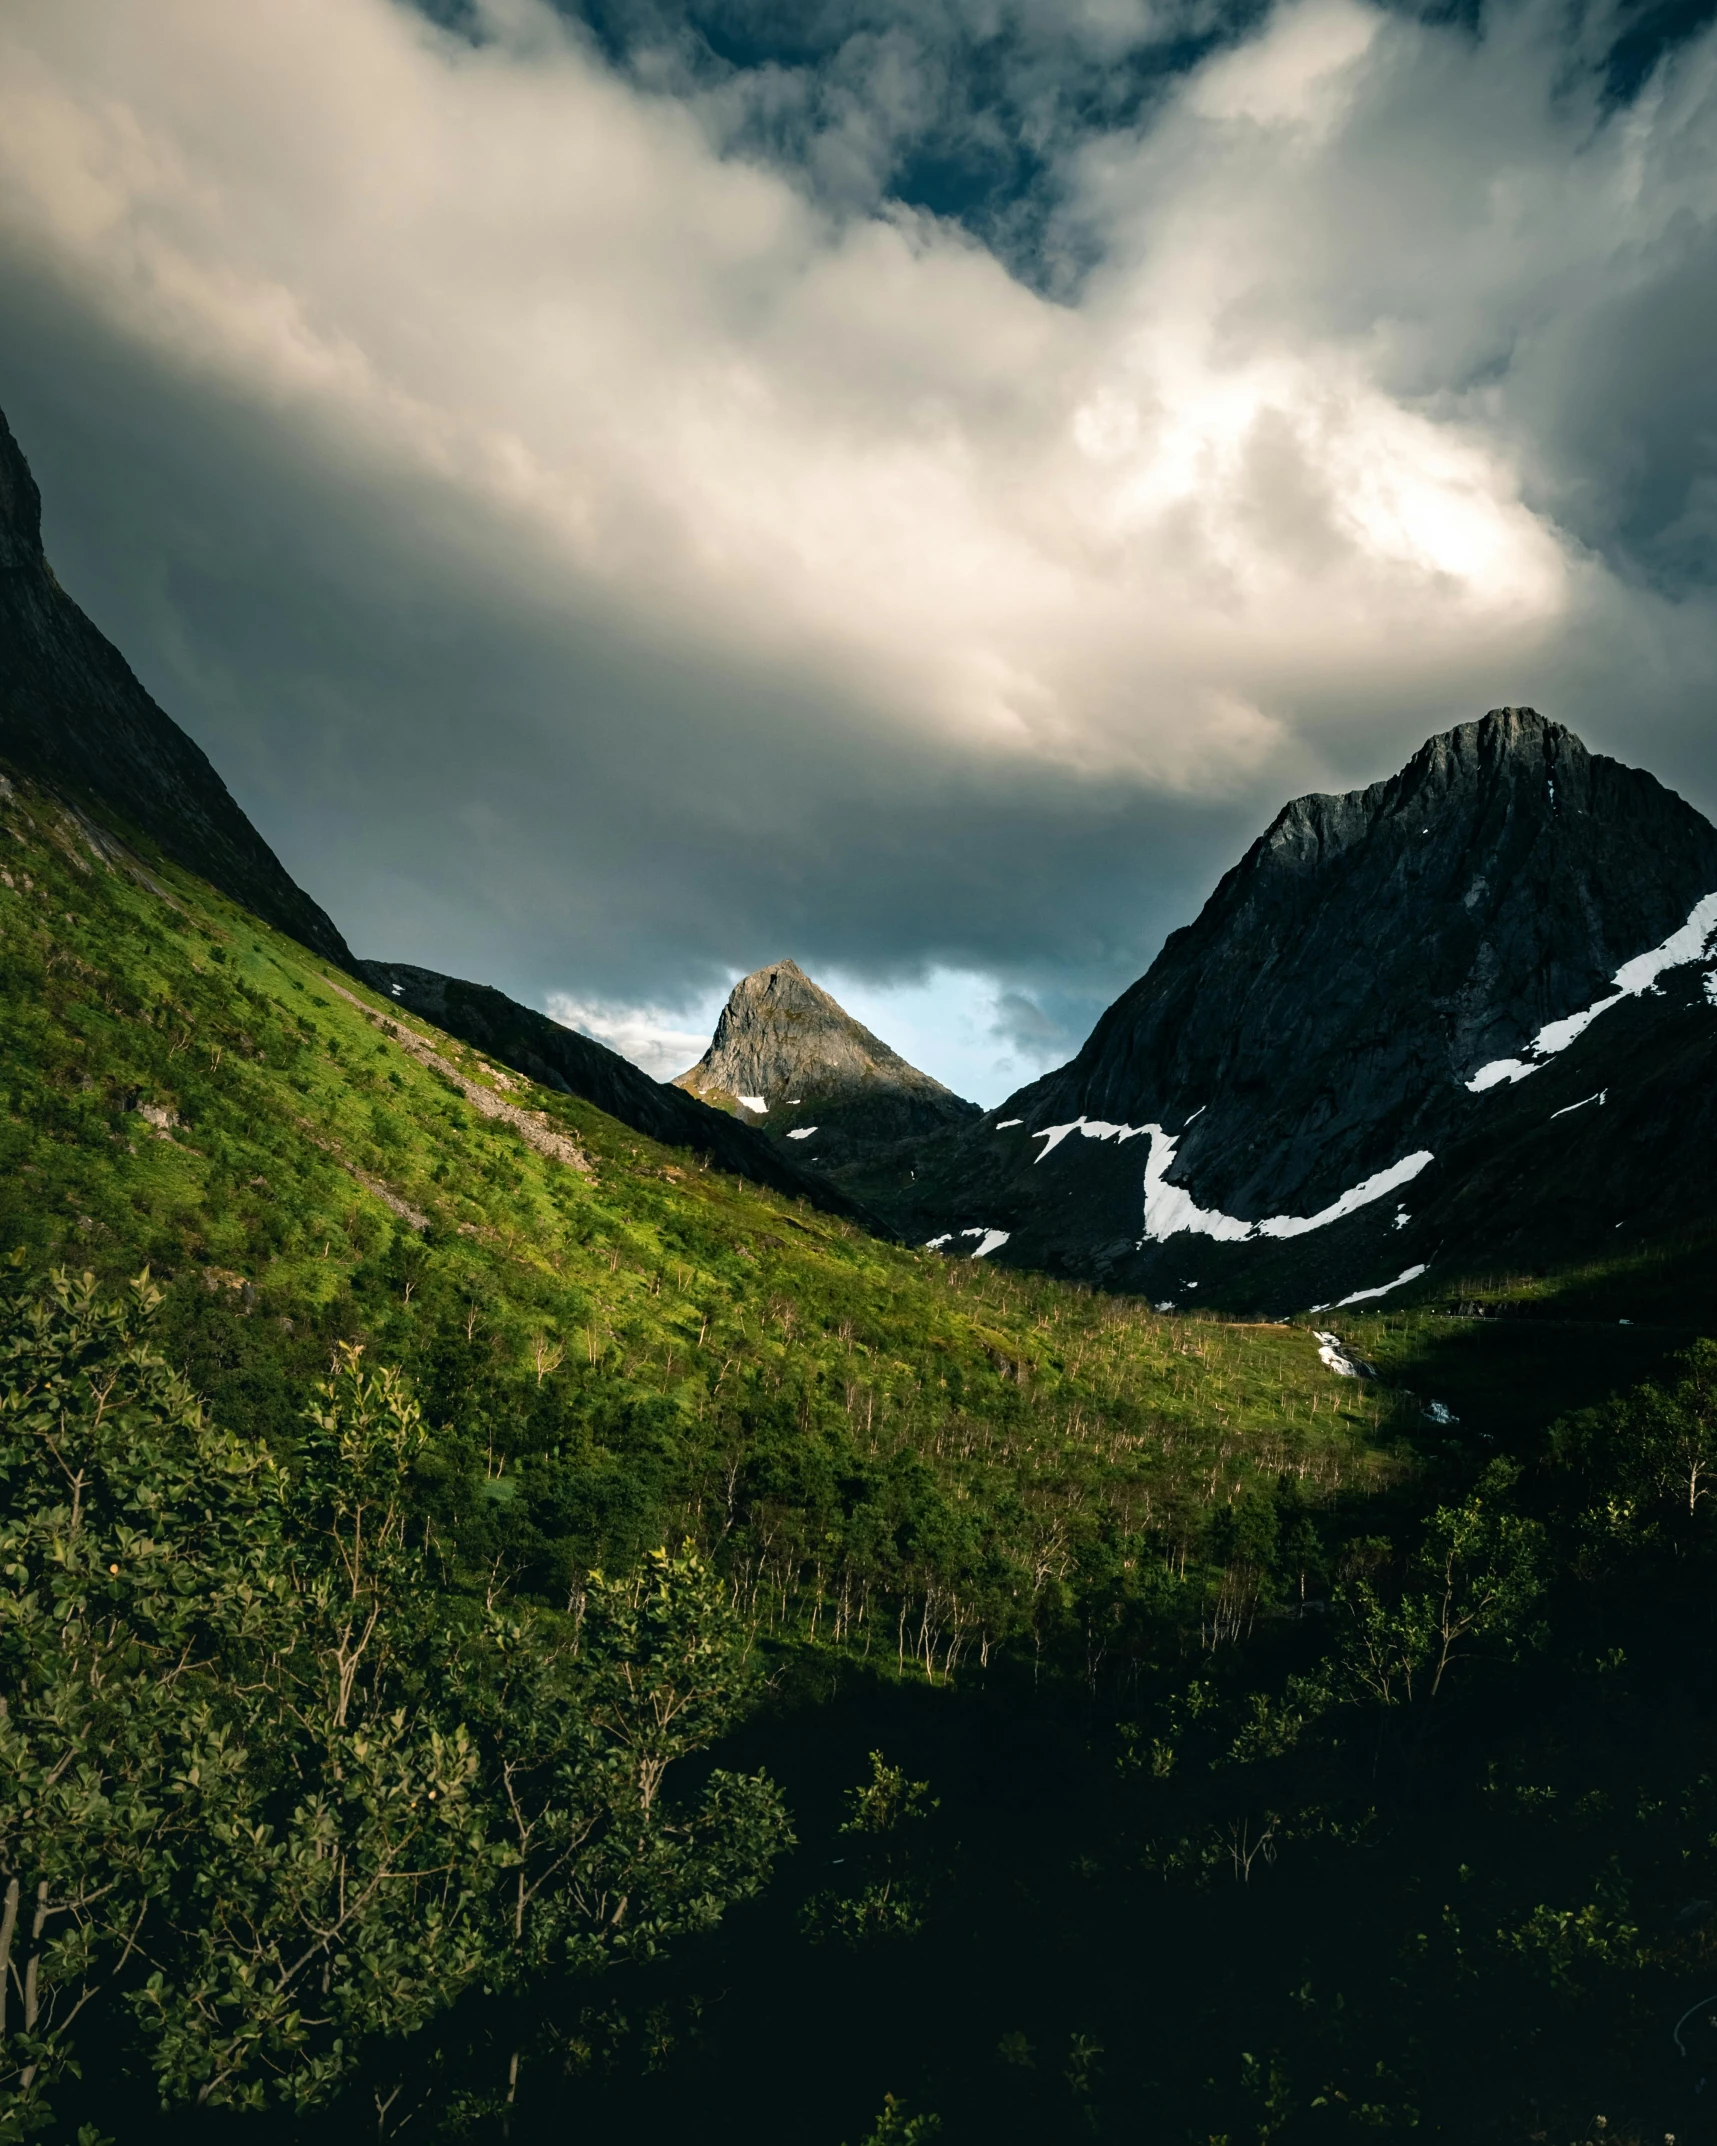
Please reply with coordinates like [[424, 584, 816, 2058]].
[[674, 960, 979, 1168], [913, 710, 1717, 1308]]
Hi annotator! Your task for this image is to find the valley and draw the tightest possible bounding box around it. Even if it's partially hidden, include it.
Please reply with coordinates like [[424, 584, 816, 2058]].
[[3, 399, 1717, 2145]]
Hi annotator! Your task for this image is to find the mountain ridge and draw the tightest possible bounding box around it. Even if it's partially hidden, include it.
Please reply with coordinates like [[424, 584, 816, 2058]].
[[357, 958, 882, 1225], [0, 407, 353, 969]]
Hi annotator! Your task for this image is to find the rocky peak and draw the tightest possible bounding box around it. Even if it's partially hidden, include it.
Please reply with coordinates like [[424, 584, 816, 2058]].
[[1045, 705, 1717, 1199], [674, 961, 978, 1158], [909, 707, 1717, 1305]]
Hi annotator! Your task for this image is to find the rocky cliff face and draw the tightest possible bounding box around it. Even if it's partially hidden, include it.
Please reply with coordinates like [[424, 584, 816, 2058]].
[[0, 406, 351, 967], [674, 960, 979, 1169], [912, 710, 1717, 1308]]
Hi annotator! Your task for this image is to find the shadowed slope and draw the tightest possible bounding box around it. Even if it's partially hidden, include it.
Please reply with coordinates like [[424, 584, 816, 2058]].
[[0, 405, 351, 967]]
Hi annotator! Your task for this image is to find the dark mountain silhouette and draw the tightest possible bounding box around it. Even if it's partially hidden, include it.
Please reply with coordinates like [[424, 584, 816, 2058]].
[[909, 710, 1717, 1308], [0, 406, 351, 967]]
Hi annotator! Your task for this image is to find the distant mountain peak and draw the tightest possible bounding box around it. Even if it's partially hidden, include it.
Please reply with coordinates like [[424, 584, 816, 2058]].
[[675, 961, 978, 1155]]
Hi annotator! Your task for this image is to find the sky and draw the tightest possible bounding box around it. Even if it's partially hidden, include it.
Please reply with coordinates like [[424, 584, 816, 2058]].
[[1, 0, 1715, 1102]]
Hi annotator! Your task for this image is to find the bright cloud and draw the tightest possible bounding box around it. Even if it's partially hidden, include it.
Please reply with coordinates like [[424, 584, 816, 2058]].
[[0, 0, 1713, 1055]]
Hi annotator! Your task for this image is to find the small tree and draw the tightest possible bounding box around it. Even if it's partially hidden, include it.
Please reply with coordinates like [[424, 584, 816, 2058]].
[[0, 1267, 284, 2133], [136, 1343, 499, 2112], [1633, 1340, 1717, 1517], [1551, 1340, 1717, 1551], [801, 1752, 937, 1947], [466, 1545, 790, 1988], [1334, 1468, 1544, 1712]]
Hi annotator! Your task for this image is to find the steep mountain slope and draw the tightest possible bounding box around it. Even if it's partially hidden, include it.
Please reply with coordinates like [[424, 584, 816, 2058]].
[[0, 759, 1390, 1639], [0, 406, 351, 968], [359, 958, 877, 1223], [915, 710, 1717, 1308], [674, 959, 980, 1169]]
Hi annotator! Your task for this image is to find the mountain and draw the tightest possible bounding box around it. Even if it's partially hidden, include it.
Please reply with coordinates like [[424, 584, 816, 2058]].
[[913, 709, 1717, 1309], [672, 959, 980, 1175], [0, 407, 351, 968], [359, 958, 879, 1223]]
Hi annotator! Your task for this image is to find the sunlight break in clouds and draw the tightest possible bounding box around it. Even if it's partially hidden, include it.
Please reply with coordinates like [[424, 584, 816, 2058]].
[[0, 0, 1715, 1074]]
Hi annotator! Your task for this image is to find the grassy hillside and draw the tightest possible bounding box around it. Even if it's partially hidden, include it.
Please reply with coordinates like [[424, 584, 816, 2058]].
[[0, 767, 1391, 1670]]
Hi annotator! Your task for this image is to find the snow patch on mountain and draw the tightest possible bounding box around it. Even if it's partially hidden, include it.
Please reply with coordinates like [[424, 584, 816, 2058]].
[[1024, 1114, 1435, 1247], [1468, 890, 1717, 1091], [1332, 1263, 1428, 1306], [1550, 1090, 1606, 1119], [1133, 1127, 1434, 1246], [924, 1227, 1010, 1258], [1032, 1116, 1151, 1162], [1254, 1153, 1435, 1240]]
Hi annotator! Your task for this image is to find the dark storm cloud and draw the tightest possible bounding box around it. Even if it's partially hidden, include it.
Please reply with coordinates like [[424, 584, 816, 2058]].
[[1, 0, 1716, 1090], [0, 262, 1253, 1022]]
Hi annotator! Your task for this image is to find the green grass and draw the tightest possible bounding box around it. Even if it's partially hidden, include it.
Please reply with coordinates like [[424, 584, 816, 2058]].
[[0, 771, 1394, 1668]]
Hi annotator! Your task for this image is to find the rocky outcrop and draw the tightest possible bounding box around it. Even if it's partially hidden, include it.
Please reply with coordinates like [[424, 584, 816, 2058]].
[[674, 959, 979, 1167], [0, 405, 351, 967]]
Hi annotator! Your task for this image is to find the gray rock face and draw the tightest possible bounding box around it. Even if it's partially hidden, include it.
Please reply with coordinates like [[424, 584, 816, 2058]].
[[0, 406, 350, 967], [675, 960, 979, 1163], [913, 709, 1717, 1307]]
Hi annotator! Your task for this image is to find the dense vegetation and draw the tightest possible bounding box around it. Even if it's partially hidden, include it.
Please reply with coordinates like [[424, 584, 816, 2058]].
[[0, 1271, 784, 2133], [5, 771, 1717, 2143]]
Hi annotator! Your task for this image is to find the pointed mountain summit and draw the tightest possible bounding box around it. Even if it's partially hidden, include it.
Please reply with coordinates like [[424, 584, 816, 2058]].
[[914, 708, 1717, 1307], [675, 960, 979, 1166], [0, 406, 350, 966]]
